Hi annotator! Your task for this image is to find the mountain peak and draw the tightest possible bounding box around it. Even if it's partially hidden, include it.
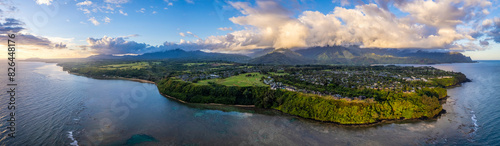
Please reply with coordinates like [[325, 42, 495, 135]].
[[249, 48, 313, 65]]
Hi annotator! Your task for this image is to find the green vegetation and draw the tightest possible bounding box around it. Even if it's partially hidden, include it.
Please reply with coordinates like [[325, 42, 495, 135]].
[[184, 62, 234, 66], [431, 77, 465, 87], [269, 72, 289, 76], [276, 91, 442, 124], [100, 62, 150, 70], [183, 63, 207, 66], [158, 77, 445, 124], [195, 73, 268, 87]]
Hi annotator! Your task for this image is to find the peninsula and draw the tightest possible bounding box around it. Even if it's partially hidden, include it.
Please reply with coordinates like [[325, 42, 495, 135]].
[[57, 59, 468, 125]]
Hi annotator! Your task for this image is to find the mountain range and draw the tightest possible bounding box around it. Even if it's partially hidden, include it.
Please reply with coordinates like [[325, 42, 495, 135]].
[[249, 46, 475, 65], [42, 46, 474, 65], [87, 48, 250, 62]]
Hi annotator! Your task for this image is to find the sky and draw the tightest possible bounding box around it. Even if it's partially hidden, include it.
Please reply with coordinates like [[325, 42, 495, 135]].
[[0, 0, 499, 60]]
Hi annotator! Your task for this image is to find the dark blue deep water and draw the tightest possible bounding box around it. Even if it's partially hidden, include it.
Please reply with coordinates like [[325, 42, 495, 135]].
[[0, 61, 499, 145]]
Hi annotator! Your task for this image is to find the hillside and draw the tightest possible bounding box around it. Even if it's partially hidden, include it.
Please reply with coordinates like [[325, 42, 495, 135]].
[[87, 49, 250, 62], [293, 46, 475, 65], [248, 48, 315, 65]]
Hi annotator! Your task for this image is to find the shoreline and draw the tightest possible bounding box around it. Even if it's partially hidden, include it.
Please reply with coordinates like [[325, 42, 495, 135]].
[[65, 70, 256, 108], [159, 89, 256, 107], [66, 71, 156, 84], [153, 78, 467, 126], [287, 109, 447, 127]]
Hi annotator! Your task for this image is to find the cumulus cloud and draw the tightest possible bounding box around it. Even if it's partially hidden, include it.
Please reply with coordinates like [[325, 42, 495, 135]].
[[86, 36, 151, 54], [137, 8, 145, 13], [0, 18, 62, 49], [397, 0, 490, 29], [333, 0, 351, 6], [77, 0, 93, 6], [479, 40, 489, 46], [54, 42, 67, 49], [0, 33, 60, 49], [79, 0, 496, 55], [104, 0, 129, 4], [36, 0, 53, 5], [76, 0, 131, 24], [14, 34, 52, 47], [186, 31, 199, 39], [164, 0, 175, 6], [229, 1, 308, 49], [218, 27, 233, 31], [488, 18, 500, 43], [329, 3, 474, 48], [448, 41, 485, 51], [190, 0, 492, 53], [104, 17, 111, 23], [84, 35, 258, 55], [474, 17, 500, 43], [179, 31, 200, 39], [85, 35, 218, 55], [119, 10, 128, 16], [0, 18, 24, 33], [120, 34, 139, 38], [88, 17, 100, 25]]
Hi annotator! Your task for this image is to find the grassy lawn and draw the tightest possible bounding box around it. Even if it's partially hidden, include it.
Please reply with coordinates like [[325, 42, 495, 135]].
[[184, 62, 234, 67], [195, 73, 268, 87], [237, 66, 253, 68], [183, 63, 207, 66], [269, 72, 289, 76], [100, 62, 150, 70], [212, 63, 234, 66], [431, 77, 457, 87]]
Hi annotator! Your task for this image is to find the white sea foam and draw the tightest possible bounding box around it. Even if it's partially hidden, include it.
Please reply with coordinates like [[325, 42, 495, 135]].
[[471, 110, 479, 135], [471, 115, 478, 126], [68, 131, 79, 146]]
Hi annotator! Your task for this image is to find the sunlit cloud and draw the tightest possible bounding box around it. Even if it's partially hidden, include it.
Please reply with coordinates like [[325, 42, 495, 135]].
[[137, 8, 145, 13], [88, 17, 100, 25], [218, 27, 233, 31], [76, 0, 132, 25], [104, 0, 129, 4], [35, 0, 53, 5], [86, 36, 149, 54], [76, 0, 93, 6], [185, 0, 492, 53], [104, 17, 111, 23], [119, 9, 128, 16]]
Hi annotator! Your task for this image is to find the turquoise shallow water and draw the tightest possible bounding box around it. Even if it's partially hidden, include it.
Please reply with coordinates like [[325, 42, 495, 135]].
[[0, 61, 499, 145]]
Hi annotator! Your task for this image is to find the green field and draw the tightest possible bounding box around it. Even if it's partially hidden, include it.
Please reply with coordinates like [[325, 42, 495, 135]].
[[183, 63, 207, 66], [100, 62, 150, 70], [212, 63, 234, 66], [195, 73, 268, 87], [269, 72, 289, 76], [183, 63, 234, 66]]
